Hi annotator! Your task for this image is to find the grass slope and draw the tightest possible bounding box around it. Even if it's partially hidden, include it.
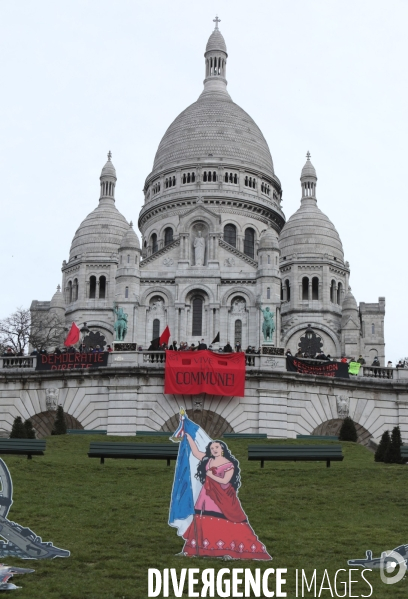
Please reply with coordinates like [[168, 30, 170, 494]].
[[1, 436, 407, 598]]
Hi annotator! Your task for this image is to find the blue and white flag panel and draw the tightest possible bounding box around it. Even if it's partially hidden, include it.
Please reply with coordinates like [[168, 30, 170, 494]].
[[169, 414, 211, 536]]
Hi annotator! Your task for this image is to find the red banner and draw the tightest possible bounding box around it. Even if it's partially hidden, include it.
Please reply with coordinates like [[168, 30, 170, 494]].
[[164, 350, 245, 396]]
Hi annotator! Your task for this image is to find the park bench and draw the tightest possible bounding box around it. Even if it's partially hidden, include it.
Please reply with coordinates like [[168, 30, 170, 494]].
[[296, 435, 338, 441], [67, 429, 107, 435], [88, 442, 178, 465], [136, 431, 171, 437], [248, 444, 344, 468], [0, 439, 46, 460], [223, 433, 267, 439]]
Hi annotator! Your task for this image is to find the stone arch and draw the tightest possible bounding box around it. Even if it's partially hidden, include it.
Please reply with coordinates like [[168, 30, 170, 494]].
[[313, 419, 372, 447], [30, 411, 83, 438], [220, 286, 256, 307], [222, 216, 243, 234], [161, 409, 233, 438], [140, 286, 175, 306], [84, 320, 114, 335], [181, 211, 220, 233], [283, 323, 341, 356], [179, 283, 215, 304]]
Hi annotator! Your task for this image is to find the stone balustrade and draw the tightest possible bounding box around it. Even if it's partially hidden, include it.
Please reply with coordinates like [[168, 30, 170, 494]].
[[1, 353, 407, 382]]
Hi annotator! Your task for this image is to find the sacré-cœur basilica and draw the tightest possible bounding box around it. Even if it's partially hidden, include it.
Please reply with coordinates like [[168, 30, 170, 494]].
[[31, 21, 384, 363], [2, 21, 406, 443]]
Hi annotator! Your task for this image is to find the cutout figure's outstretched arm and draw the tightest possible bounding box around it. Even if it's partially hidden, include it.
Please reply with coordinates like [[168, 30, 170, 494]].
[[185, 433, 205, 460]]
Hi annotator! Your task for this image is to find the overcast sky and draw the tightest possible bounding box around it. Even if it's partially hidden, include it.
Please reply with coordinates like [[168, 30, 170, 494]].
[[0, 0, 406, 362]]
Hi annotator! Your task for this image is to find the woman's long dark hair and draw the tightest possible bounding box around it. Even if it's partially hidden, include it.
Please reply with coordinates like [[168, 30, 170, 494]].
[[195, 440, 241, 491]]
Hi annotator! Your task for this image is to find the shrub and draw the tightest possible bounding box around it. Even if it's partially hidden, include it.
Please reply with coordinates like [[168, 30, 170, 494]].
[[338, 416, 358, 442], [51, 405, 67, 436], [24, 419, 36, 439], [374, 430, 390, 462], [10, 416, 27, 438], [384, 426, 403, 464]]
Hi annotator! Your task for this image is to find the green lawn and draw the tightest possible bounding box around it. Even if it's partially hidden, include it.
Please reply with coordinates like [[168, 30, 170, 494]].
[[2, 436, 407, 598]]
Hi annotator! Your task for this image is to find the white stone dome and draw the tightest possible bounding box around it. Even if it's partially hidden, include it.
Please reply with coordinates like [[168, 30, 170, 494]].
[[279, 199, 344, 262], [119, 223, 140, 250], [342, 287, 358, 312], [50, 285, 65, 308], [69, 198, 129, 260], [152, 96, 275, 176], [150, 27, 275, 178], [206, 29, 227, 53], [259, 227, 279, 250]]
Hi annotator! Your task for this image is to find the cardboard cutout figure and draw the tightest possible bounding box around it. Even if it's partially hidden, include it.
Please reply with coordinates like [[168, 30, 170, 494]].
[[0, 564, 34, 591], [169, 409, 271, 560], [0, 459, 69, 560]]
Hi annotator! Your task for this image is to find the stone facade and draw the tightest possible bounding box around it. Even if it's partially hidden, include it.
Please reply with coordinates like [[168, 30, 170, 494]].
[[1, 356, 407, 442], [30, 24, 385, 364]]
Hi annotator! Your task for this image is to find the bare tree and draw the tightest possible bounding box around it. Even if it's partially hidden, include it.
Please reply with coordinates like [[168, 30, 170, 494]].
[[0, 307, 65, 354]]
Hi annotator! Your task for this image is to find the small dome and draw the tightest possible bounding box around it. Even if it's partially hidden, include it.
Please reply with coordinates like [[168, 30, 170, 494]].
[[50, 285, 65, 308], [342, 287, 358, 312], [69, 201, 129, 260], [280, 201, 344, 262], [119, 223, 140, 250], [301, 154, 317, 179], [206, 29, 227, 54], [101, 152, 116, 179], [259, 227, 279, 250]]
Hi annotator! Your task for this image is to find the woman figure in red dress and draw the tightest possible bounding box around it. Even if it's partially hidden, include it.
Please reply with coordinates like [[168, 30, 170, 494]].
[[182, 433, 271, 560]]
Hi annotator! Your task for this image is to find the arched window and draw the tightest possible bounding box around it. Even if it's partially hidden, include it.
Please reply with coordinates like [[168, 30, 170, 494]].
[[312, 277, 319, 300], [225, 173, 228, 183], [223, 224, 237, 247], [330, 280, 336, 303], [213, 171, 217, 181], [192, 173, 195, 182], [244, 228, 255, 258], [99, 276, 106, 299], [152, 318, 160, 340], [203, 171, 207, 182], [267, 287, 271, 299], [192, 297, 203, 336], [172, 176, 176, 186], [187, 173, 191, 183], [151, 233, 158, 254], [285, 279, 290, 302], [73, 278, 78, 301], [302, 277, 309, 300], [164, 227, 173, 246], [234, 320, 242, 346], [208, 171, 212, 182], [337, 282, 342, 305], [372, 323, 375, 335], [268, 255, 271, 264], [234, 173, 238, 184], [89, 276, 96, 299], [245, 176, 248, 186], [127, 254, 130, 263], [182, 174, 186, 184], [280, 282, 283, 301], [125, 286, 129, 299], [67, 280, 72, 303]]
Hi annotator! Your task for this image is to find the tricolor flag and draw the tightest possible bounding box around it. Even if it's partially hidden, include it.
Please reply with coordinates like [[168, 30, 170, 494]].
[[63, 322, 80, 347], [169, 409, 211, 536]]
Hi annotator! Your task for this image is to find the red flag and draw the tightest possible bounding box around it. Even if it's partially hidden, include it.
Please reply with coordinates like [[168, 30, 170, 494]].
[[64, 322, 80, 347], [159, 325, 170, 345], [164, 350, 245, 396]]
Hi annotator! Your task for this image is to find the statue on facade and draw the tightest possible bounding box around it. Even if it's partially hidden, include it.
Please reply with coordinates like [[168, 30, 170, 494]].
[[194, 230, 205, 266], [232, 299, 246, 314], [114, 305, 128, 341], [260, 307, 275, 342]]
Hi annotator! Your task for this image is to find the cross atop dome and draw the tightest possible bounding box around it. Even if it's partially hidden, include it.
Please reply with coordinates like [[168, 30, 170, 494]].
[[306, 151, 311, 160], [107, 151, 112, 161], [213, 15, 221, 30]]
